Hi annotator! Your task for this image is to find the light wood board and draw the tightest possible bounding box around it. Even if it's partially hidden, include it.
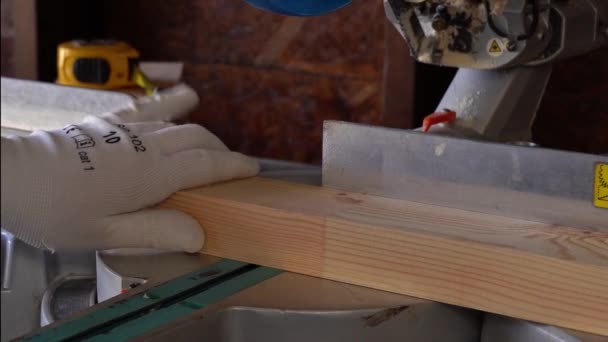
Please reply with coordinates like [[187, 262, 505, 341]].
[[161, 177, 608, 335]]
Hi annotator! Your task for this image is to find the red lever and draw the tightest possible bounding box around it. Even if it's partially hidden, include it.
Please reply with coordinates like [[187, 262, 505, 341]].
[[422, 110, 456, 132]]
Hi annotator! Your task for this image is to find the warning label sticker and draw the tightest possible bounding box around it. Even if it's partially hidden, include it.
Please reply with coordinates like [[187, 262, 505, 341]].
[[594, 163, 608, 209], [487, 39, 504, 57]]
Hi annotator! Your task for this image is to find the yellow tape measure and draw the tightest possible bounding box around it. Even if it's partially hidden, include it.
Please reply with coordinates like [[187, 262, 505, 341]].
[[595, 163, 608, 209], [57, 40, 156, 95]]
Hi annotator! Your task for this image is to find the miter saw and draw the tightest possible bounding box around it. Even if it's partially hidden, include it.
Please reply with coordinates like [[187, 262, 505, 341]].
[[321, 0, 608, 231], [384, 0, 607, 141]]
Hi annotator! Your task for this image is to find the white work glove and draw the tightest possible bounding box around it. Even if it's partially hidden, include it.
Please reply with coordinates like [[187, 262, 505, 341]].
[[1, 112, 259, 252]]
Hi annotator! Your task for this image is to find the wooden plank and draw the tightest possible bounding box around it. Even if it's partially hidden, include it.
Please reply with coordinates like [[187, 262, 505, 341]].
[[161, 177, 608, 335]]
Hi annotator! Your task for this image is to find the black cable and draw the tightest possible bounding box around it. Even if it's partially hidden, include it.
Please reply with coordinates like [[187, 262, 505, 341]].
[[485, 0, 509, 38], [517, 0, 540, 40], [484, 0, 539, 41]]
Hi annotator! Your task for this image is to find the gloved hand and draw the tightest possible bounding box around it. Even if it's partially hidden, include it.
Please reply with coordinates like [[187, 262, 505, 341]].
[[1, 111, 259, 252]]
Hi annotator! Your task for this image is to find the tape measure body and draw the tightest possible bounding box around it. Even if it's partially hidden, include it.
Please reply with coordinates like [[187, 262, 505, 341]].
[[57, 40, 140, 90]]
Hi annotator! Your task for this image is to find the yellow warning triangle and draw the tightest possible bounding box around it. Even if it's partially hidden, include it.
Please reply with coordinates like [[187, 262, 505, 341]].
[[489, 40, 502, 53]]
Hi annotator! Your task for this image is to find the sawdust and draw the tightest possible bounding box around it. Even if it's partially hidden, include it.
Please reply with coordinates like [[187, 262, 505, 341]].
[[362, 306, 410, 327]]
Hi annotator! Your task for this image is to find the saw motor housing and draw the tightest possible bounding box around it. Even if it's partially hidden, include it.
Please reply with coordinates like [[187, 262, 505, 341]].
[[384, 0, 606, 142], [384, 0, 606, 69]]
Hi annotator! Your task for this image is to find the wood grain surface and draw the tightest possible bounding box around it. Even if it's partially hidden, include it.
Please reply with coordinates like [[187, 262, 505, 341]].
[[162, 177, 608, 335]]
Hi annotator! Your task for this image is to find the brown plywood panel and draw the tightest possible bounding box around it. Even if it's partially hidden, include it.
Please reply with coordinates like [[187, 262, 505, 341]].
[[102, 0, 389, 163], [190, 1, 384, 78], [104, 0, 384, 79], [184, 64, 381, 163]]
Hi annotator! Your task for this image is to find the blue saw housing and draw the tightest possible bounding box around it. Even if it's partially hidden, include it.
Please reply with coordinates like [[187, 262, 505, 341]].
[[244, 0, 352, 16]]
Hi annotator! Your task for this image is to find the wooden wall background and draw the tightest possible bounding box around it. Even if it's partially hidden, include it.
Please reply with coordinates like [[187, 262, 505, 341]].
[[533, 49, 608, 154], [1, 0, 14, 77], [101, 0, 395, 163]]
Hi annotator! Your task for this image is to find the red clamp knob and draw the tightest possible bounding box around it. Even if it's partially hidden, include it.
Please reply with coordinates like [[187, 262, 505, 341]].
[[422, 110, 456, 132]]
